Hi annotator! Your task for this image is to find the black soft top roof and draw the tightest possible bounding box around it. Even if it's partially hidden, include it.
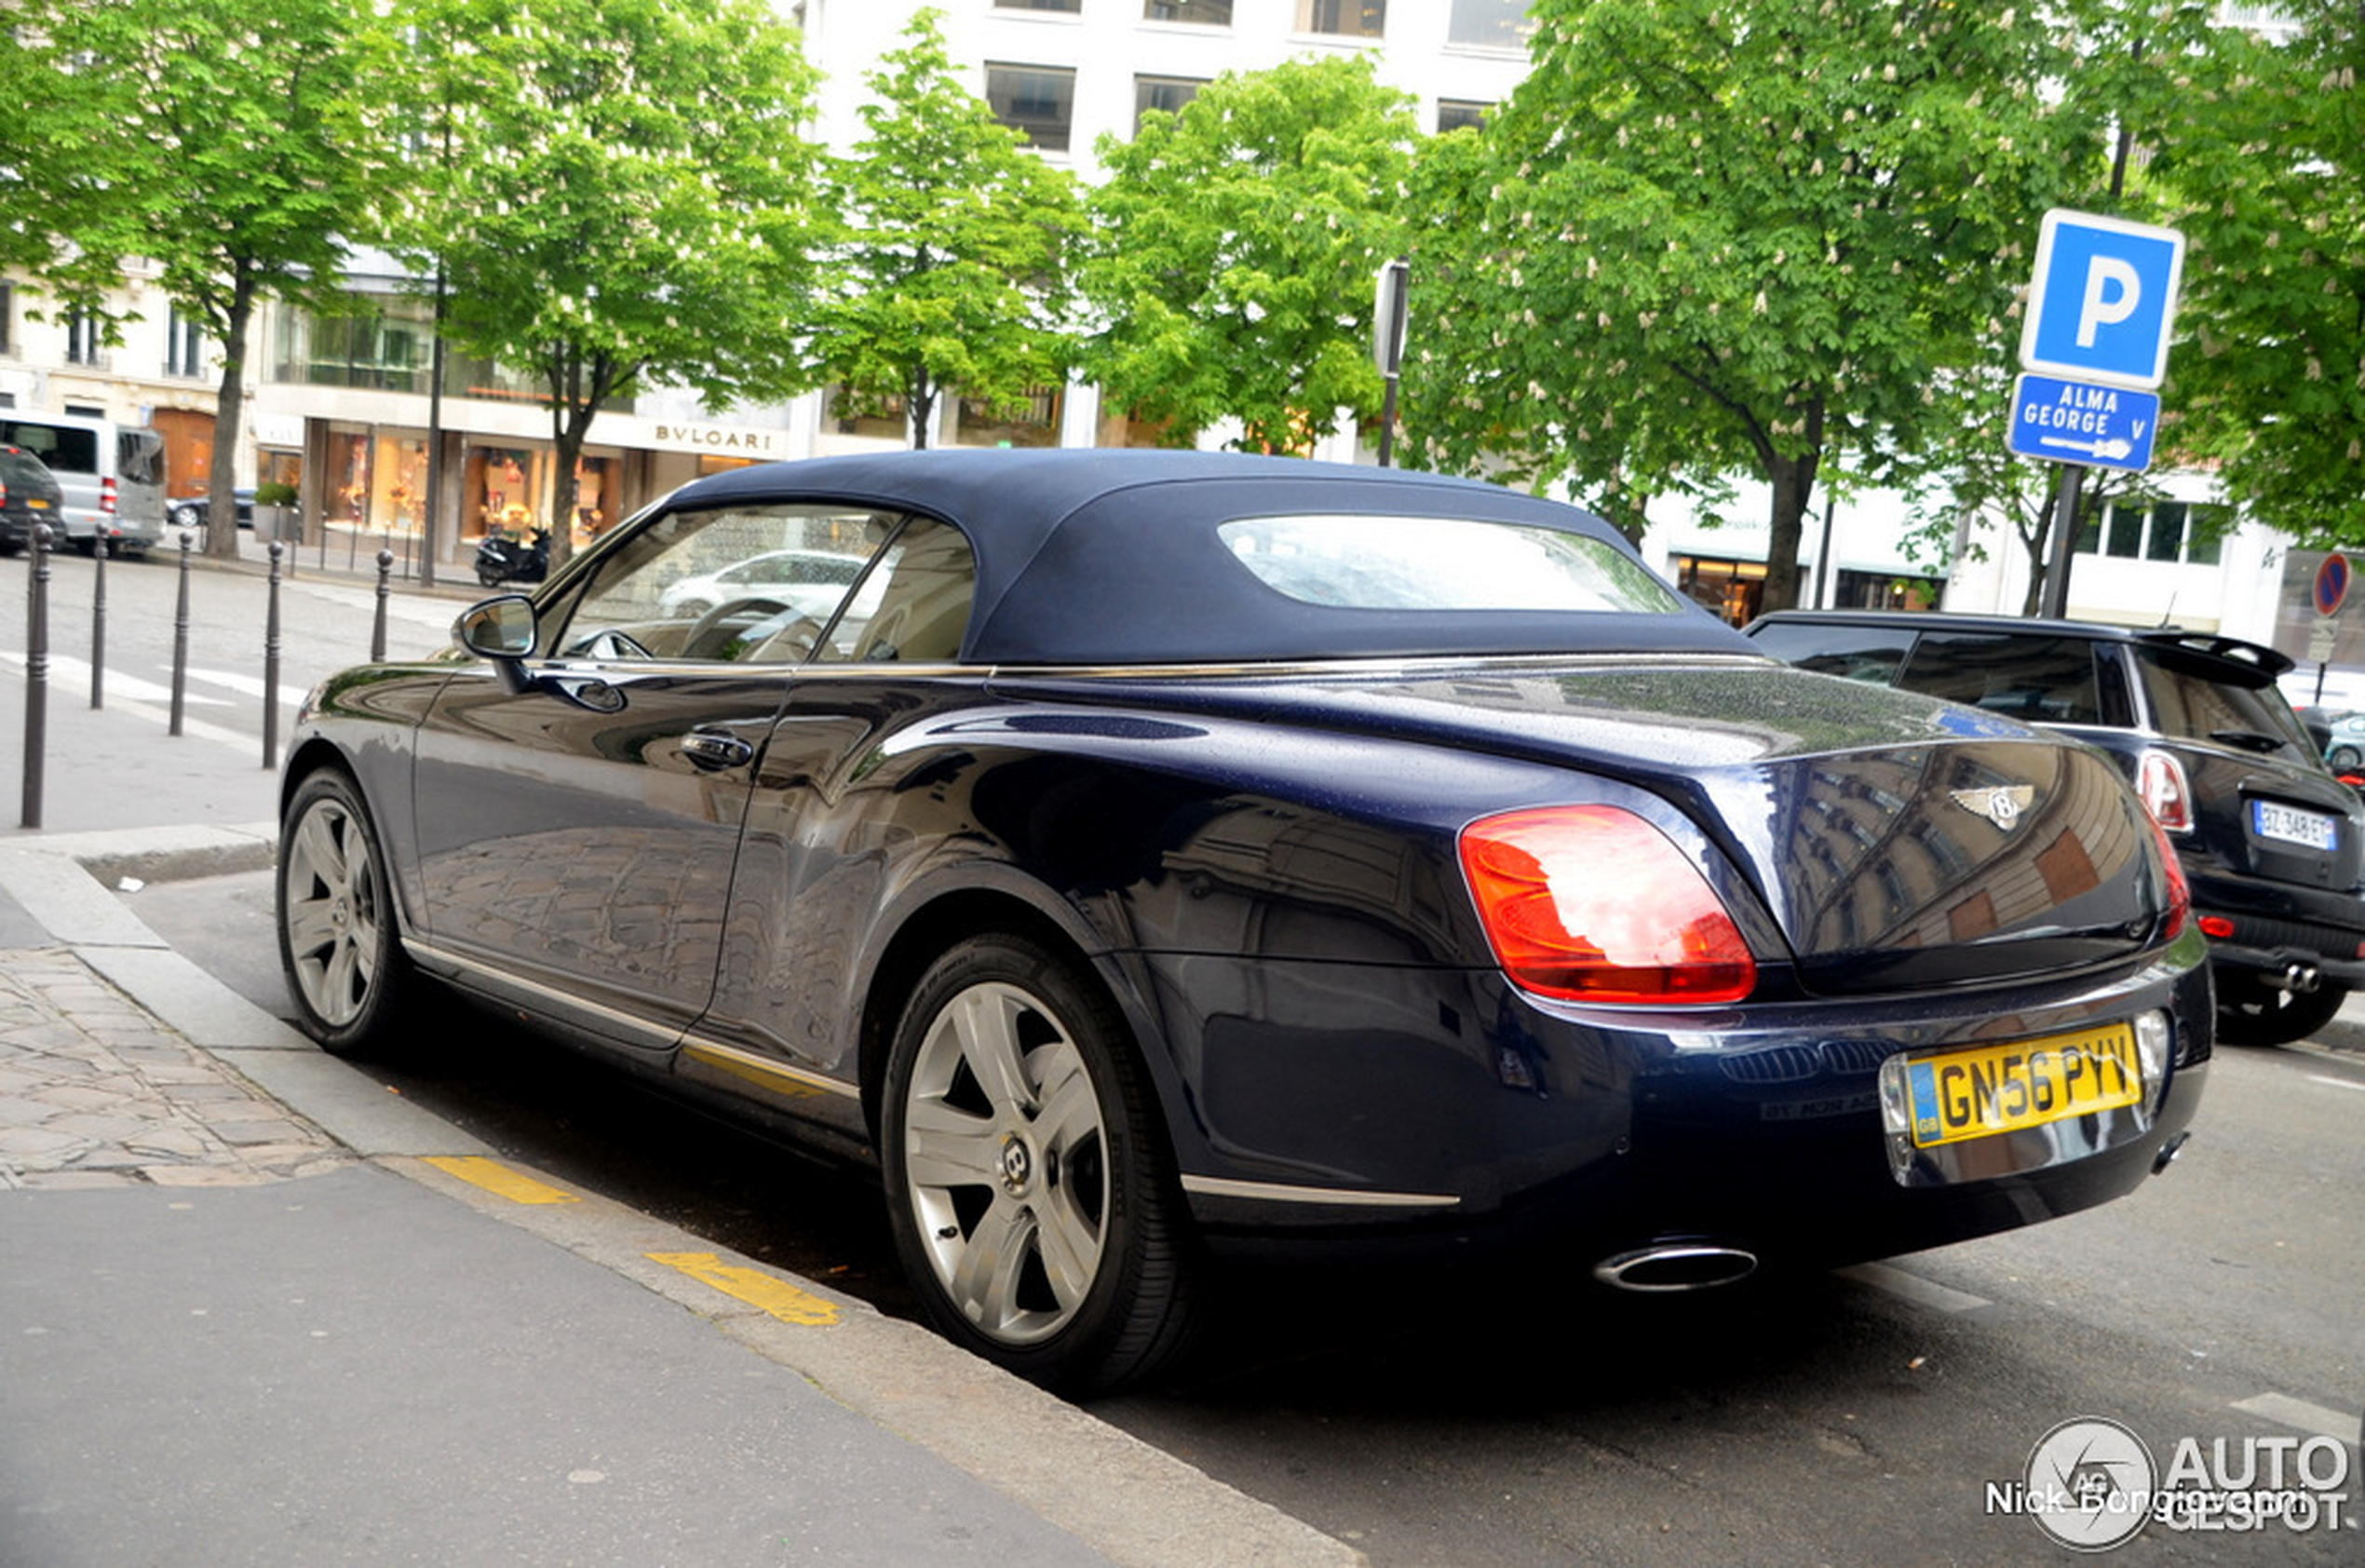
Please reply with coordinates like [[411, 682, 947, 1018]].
[[664, 450, 1751, 665]]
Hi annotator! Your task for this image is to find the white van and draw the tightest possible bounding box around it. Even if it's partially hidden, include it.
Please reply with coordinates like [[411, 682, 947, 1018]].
[[0, 412, 168, 555]]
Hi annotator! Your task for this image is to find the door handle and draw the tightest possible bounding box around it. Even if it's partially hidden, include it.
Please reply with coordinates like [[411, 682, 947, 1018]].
[[681, 730, 755, 771]]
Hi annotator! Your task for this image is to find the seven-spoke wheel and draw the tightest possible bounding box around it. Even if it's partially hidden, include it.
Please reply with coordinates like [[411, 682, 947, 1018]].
[[882, 933, 1196, 1393]]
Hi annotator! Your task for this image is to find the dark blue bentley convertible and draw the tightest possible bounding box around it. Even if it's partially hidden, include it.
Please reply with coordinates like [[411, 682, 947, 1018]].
[[277, 451, 2209, 1392]]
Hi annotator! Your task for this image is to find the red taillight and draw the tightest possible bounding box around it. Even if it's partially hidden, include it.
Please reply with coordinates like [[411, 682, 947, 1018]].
[[100, 475, 117, 516], [2137, 750, 2192, 832], [2198, 915, 2234, 939], [1458, 804, 1756, 1005], [2145, 812, 2192, 941]]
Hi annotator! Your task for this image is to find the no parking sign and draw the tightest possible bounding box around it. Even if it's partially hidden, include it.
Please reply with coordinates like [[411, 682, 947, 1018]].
[[2314, 553, 2350, 619]]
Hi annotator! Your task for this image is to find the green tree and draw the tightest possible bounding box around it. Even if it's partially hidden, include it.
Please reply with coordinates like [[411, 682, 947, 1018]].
[[383, 0, 828, 563], [1081, 54, 1418, 453], [1408, 0, 2103, 611], [12, 0, 389, 559], [2153, 4, 2365, 546], [813, 11, 1085, 450]]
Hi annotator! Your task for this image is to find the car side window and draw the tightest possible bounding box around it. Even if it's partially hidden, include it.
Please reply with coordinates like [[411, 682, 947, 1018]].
[[1896, 633, 2102, 723], [553, 504, 897, 664], [1749, 622, 1912, 683], [815, 518, 977, 664]]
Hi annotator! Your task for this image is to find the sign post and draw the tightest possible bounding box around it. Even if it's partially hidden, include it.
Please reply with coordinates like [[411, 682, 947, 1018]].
[[1372, 258, 1409, 467], [2016, 210, 2186, 619]]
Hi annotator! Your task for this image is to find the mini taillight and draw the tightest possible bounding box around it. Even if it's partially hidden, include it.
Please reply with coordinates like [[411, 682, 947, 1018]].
[[2137, 750, 2192, 832], [2145, 812, 2192, 941], [100, 475, 118, 516], [1458, 804, 1756, 1005]]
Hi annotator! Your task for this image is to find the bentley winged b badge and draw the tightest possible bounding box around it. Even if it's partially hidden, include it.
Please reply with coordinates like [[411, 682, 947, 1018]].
[[1951, 784, 2036, 831]]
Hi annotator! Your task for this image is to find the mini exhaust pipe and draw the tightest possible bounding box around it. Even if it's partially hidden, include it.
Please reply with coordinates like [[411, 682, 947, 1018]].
[[2284, 962, 2319, 994], [2152, 1131, 2191, 1175], [1592, 1243, 1759, 1292]]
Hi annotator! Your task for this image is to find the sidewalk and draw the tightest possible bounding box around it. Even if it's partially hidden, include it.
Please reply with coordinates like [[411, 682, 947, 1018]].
[[0, 680, 1361, 1564]]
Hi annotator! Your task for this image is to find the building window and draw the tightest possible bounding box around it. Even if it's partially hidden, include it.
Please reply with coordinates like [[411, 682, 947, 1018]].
[[1297, 0, 1385, 37], [1436, 99, 1491, 133], [1671, 553, 1765, 627], [826, 384, 912, 441], [64, 307, 103, 368], [167, 306, 205, 378], [995, 0, 1081, 12], [986, 63, 1076, 152], [1144, 0, 1231, 20], [1448, 0, 1534, 48], [0, 283, 12, 358], [953, 386, 1062, 449], [2088, 499, 2232, 564], [1135, 74, 1205, 131]]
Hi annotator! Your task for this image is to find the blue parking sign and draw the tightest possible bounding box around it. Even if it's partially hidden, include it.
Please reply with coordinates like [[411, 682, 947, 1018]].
[[2019, 210, 2185, 390]]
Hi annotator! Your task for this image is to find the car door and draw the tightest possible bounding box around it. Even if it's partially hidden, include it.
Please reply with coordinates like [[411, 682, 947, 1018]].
[[682, 514, 984, 1115], [405, 501, 893, 1061]]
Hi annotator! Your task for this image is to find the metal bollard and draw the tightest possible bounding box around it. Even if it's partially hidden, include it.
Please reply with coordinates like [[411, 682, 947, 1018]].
[[21, 524, 50, 827], [89, 534, 106, 710], [264, 540, 283, 770], [169, 531, 193, 737], [372, 547, 393, 661]]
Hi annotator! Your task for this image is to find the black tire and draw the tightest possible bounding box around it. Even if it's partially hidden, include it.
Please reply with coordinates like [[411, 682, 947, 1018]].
[[880, 932, 1197, 1395], [277, 769, 414, 1058], [170, 504, 200, 529], [2216, 981, 2347, 1048], [2331, 744, 2360, 769], [476, 561, 503, 588]]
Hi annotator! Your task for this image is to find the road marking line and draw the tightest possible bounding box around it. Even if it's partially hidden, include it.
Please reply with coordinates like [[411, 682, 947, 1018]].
[[2304, 1074, 2365, 1093], [2231, 1393, 2360, 1445], [424, 1155, 579, 1205], [647, 1251, 840, 1326], [1835, 1261, 1993, 1315], [0, 651, 231, 707]]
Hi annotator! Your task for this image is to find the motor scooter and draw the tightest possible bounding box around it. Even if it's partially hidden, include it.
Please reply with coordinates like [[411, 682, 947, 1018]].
[[475, 526, 550, 588]]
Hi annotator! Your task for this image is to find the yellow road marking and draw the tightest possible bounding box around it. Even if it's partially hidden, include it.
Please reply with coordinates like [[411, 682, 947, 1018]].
[[648, 1251, 841, 1326], [424, 1156, 580, 1206]]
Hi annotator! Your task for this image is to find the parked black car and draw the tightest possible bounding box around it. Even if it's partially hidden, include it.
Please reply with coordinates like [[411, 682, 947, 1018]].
[[277, 453, 2208, 1391], [0, 444, 64, 554], [1749, 610, 2363, 1047], [168, 488, 255, 531]]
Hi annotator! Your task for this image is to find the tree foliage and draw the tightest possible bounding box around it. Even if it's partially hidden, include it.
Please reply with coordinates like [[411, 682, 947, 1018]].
[[382, 0, 828, 560], [812, 10, 1085, 450], [9, 0, 388, 557], [1407, 0, 2103, 609], [1080, 54, 1418, 453], [2152, 3, 2365, 546]]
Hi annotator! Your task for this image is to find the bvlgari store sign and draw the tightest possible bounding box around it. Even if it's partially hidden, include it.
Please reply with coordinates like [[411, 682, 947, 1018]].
[[646, 419, 790, 457]]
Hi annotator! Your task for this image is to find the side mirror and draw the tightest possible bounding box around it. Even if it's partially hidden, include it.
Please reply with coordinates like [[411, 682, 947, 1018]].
[[456, 595, 537, 659], [455, 596, 537, 692]]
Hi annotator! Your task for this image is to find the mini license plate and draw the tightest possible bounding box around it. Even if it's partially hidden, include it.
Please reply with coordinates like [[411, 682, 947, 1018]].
[[1901, 1025, 2143, 1149], [2252, 799, 2338, 851]]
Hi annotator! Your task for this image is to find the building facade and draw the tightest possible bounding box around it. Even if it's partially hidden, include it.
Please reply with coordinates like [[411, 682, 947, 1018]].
[[0, 0, 2306, 649]]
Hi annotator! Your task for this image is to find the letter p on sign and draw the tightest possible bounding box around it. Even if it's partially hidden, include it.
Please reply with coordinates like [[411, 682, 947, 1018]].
[[2020, 210, 2185, 391]]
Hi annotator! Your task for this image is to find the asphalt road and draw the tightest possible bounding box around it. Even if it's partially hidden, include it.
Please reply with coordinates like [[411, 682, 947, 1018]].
[[131, 867, 2365, 1567]]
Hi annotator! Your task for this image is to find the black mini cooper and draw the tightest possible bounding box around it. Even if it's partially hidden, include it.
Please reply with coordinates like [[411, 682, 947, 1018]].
[[1750, 610, 2365, 1046]]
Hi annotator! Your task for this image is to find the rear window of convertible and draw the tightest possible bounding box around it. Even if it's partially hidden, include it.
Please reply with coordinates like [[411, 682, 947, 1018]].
[[1217, 514, 1685, 615]]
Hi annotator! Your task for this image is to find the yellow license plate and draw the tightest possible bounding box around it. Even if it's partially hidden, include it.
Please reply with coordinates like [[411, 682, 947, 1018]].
[[26, 498, 48, 508], [1903, 1025, 2143, 1148]]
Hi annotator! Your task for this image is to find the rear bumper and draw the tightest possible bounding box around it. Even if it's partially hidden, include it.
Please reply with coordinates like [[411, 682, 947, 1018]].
[[1167, 936, 2213, 1275]]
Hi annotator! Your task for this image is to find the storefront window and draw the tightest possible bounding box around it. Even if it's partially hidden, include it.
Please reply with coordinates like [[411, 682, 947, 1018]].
[[466, 445, 547, 541], [327, 431, 372, 529], [953, 386, 1061, 449], [571, 455, 619, 546]]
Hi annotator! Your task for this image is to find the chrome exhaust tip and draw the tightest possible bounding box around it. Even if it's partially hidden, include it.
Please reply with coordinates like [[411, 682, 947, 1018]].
[[2152, 1130, 2191, 1175], [1592, 1243, 1760, 1292]]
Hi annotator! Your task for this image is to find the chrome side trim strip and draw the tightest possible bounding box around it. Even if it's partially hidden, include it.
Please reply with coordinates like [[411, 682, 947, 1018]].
[[680, 1037, 861, 1102], [402, 939, 681, 1050], [1180, 1174, 1461, 1210], [526, 652, 1768, 683]]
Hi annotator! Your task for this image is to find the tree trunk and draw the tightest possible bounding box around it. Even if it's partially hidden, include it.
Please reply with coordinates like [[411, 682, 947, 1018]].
[[1760, 448, 1816, 615], [910, 366, 936, 451], [203, 265, 261, 561]]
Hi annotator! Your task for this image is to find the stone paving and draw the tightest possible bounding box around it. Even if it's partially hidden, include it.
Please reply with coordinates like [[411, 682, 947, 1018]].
[[0, 946, 345, 1191]]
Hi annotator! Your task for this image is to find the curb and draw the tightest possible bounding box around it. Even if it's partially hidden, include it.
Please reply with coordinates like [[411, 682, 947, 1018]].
[[0, 822, 1366, 1568]]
